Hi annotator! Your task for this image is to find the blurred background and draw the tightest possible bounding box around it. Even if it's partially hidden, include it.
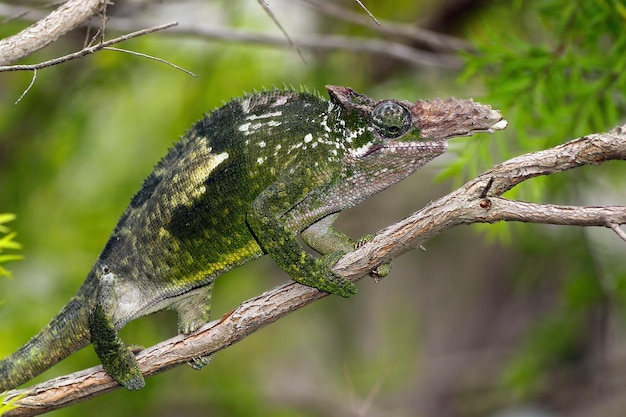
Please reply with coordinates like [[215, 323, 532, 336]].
[[1, 0, 626, 416]]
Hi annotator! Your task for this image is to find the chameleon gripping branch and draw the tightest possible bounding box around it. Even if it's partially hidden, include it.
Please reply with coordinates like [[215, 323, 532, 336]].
[[0, 86, 506, 398], [6, 125, 626, 416]]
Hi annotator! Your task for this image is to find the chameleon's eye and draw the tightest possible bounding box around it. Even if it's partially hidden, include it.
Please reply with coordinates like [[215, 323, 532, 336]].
[[371, 101, 412, 138]]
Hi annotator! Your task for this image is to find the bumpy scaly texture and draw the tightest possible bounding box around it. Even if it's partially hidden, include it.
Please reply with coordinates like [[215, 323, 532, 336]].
[[0, 85, 506, 392]]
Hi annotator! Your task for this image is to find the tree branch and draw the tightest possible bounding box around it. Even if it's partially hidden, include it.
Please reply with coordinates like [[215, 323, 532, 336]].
[[334, 124, 626, 277], [3, 124, 626, 415], [163, 25, 460, 67], [0, 3, 463, 69], [301, 0, 473, 52], [0, 22, 182, 73], [0, 0, 106, 66]]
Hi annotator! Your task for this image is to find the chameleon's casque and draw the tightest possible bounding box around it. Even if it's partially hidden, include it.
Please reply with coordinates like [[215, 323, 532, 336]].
[[0, 86, 506, 392]]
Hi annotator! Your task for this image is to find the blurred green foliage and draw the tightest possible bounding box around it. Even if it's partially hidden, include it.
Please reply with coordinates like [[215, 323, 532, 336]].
[[457, 0, 626, 402], [451, 0, 626, 187], [0, 0, 625, 416]]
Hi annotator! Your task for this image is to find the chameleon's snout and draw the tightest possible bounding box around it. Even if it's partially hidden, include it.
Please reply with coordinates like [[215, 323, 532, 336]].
[[410, 98, 507, 139]]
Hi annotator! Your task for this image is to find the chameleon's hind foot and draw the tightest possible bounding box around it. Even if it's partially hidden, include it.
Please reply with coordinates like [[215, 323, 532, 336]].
[[113, 351, 145, 390], [90, 303, 145, 390]]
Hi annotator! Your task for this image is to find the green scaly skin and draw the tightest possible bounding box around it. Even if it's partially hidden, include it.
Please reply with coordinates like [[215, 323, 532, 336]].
[[0, 85, 506, 392]]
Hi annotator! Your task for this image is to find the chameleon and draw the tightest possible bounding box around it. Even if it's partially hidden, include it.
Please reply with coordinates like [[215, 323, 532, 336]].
[[0, 85, 506, 392]]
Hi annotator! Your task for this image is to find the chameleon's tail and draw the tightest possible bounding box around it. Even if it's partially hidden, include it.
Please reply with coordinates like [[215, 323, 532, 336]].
[[0, 272, 97, 392]]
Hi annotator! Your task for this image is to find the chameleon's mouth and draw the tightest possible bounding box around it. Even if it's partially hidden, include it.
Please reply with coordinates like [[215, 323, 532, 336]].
[[357, 140, 448, 158], [356, 116, 507, 158], [490, 119, 509, 131], [465, 118, 508, 136], [439, 117, 508, 139]]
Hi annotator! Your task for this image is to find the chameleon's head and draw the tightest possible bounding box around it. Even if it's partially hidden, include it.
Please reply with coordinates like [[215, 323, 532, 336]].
[[326, 84, 506, 142], [323, 85, 507, 202], [326, 85, 506, 159]]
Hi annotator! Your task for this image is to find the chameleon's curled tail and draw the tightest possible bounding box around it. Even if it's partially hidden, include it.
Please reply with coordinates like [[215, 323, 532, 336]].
[[0, 273, 97, 392]]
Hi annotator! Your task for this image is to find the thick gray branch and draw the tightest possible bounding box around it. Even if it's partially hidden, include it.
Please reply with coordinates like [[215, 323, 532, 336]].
[[3, 125, 626, 416], [0, 0, 105, 66], [335, 124, 626, 277]]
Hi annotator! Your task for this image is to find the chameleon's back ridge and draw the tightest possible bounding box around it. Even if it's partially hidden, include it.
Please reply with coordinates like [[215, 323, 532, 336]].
[[0, 86, 506, 392]]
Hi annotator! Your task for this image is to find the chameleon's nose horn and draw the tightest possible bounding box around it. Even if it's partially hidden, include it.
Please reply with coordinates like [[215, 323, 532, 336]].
[[411, 98, 507, 139]]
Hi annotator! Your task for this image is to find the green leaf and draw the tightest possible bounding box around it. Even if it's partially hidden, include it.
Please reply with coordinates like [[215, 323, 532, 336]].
[[0, 254, 24, 263], [0, 213, 17, 234], [0, 232, 22, 250], [0, 214, 23, 279]]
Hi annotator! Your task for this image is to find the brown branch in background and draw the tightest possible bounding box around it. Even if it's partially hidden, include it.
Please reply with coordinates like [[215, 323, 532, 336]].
[[256, 0, 307, 63], [349, 0, 381, 25], [301, 0, 473, 52], [0, 0, 105, 66], [169, 0, 374, 65], [98, 14, 459, 67], [0, 2, 465, 69], [3, 124, 626, 416]]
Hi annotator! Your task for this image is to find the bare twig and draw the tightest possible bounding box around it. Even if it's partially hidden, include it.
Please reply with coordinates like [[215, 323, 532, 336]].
[[256, 0, 306, 63], [106, 22, 460, 68], [609, 223, 626, 242], [103, 47, 197, 77], [0, 22, 180, 72], [3, 124, 626, 416], [301, 0, 472, 52], [13, 68, 36, 105], [351, 0, 380, 25], [246, 0, 379, 63]]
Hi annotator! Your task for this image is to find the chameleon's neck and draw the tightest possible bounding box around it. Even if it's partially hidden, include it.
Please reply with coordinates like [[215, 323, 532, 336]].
[[0, 271, 97, 392]]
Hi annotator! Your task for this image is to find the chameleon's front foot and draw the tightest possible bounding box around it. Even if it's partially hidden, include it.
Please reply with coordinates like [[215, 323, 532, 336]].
[[90, 304, 145, 390]]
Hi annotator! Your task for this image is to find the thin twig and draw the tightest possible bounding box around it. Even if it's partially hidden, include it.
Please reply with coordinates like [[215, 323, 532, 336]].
[[256, 0, 307, 63], [98, 1, 107, 44], [609, 223, 626, 242], [351, 0, 380, 25], [301, 0, 472, 52], [0, 22, 181, 72], [14, 69, 37, 105], [103, 47, 197, 77]]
